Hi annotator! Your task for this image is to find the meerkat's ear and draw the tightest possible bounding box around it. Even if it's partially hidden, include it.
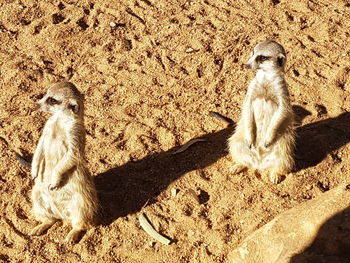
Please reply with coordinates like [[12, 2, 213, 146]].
[[68, 100, 80, 114], [277, 53, 286, 67]]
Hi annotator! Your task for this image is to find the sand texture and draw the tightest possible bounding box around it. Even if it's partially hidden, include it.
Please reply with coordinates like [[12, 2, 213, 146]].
[[0, 0, 350, 262]]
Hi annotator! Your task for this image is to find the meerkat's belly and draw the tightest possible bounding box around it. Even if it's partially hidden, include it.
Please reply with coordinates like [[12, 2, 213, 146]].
[[251, 98, 283, 170], [34, 179, 76, 219], [252, 98, 277, 142], [33, 182, 66, 219], [42, 134, 68, 168]]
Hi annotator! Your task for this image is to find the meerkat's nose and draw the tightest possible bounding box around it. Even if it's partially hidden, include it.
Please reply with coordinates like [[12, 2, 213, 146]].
[[243, 63, 251, 69]]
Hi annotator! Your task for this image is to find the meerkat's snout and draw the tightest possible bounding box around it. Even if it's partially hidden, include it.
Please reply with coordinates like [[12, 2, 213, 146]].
[[243, 63, 251, 69], [242, 51, 254, 69]]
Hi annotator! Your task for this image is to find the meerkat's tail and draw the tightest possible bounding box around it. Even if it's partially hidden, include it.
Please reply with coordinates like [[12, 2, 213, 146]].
[[209, 111, 234, 126], [15, 153, 32, 168]]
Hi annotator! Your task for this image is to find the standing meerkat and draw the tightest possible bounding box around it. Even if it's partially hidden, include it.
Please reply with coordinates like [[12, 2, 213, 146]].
[[228, 40, 295, 184], [30, 82, 98, 243]]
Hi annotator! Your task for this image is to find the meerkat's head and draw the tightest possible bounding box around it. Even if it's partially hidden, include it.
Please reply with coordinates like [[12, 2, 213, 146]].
[[245, 40, 286, 72], [38, 82, 84, 117]]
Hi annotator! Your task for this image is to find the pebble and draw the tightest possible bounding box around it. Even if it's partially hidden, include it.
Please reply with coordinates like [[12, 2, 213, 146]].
[[188, 230, 195, 236], [171, 188, 178, 197], [149, 241, 156, 247], [185, 188, 200, 204], [110, 22, 116, 27]]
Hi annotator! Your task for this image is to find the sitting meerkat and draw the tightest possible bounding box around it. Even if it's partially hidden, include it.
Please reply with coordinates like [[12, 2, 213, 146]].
[[30, 82, 98, 243], [228, 40, 295, 184]]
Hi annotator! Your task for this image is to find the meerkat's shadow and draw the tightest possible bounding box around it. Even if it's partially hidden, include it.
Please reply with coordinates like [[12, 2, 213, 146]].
[[95, 125, 235, 225], [294, 106, 350, 171]]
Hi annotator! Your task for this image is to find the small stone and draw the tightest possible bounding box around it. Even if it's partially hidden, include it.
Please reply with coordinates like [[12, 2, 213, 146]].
[[171, 188, 178, 197], [110, 22, 116, 27], [149, 241, 156, 247], [188, 230, 195, 236], [314, 104, 327, 117], [186, 47, 194, 53], [185, 188, 200, 204]]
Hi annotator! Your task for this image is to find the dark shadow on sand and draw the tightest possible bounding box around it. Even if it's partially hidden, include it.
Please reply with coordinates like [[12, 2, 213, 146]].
[[290, 204, 350, 263], [294, 110, 350, 171], [95, 125, 234, 225], [95, 107, 350, 225]]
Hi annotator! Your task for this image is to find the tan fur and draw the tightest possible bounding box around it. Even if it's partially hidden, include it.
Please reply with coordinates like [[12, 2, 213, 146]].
[[30, 82, 98, 243], [228, 40, 295, 184]]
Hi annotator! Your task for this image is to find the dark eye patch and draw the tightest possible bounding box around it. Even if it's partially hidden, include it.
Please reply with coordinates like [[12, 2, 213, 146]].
[[46, 97, 60, 105], [255, 55, 270, 62], [68, 103, 79, 114], [277, 56, 285, 66]]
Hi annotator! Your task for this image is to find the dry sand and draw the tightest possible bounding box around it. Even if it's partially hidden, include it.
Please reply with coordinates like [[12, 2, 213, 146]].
[[0, 0, 349, 262]]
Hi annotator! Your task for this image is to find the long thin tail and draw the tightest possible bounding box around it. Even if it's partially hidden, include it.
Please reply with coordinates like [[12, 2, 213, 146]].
[[15, 153, 32, 168]]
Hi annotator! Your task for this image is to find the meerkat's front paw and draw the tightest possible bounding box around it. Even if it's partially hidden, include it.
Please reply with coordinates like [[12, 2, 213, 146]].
[[48, 181, 60, 190], [263, 133, 275, 148], [264, 141, 273, 149], [245, 136, 254, 149], [230, 164, 247, 174], [31, 167, 38, 180], [49, 174, 62, 190], [48, 184, 59, 191]]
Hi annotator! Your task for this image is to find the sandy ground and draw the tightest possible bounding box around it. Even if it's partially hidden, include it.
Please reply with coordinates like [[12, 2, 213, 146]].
[[0, 0, 350, 262]]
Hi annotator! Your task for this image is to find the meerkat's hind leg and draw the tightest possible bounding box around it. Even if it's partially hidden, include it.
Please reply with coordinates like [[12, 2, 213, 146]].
[[65, 209, 90, 244], [65, 222, 85, 244], [30, 219, 57, 236], [228, 136, 252, 175], [268, 169, 286, 184], [264, 145, 293, 184], [65, 228, 83, 244]]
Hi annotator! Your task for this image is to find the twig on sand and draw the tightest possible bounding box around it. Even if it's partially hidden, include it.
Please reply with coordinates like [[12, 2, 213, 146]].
[[172, 139, 207, 154], [139, 213, 171, 245]]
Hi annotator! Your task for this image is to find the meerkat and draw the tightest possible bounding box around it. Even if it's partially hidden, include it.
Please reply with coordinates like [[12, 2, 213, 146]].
[[228, 40, 295, 184], [30, 82, 98, 243]]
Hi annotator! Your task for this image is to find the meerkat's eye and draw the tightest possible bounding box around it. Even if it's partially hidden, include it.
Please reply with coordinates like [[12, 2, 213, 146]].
[[46, 97, 60, 105], [256, 55, 269, 62]]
